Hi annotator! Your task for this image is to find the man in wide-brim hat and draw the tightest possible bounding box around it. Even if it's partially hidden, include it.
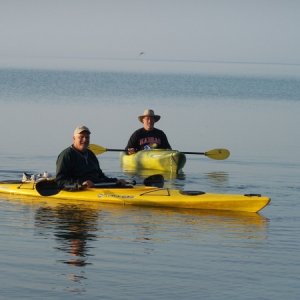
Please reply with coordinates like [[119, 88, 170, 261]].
[[125, 109, 171, 154], [138, 109, 161, 123]]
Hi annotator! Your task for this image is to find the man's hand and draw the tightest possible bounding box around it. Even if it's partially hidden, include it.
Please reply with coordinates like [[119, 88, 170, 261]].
[[116, 179, 127, 186], [82, 180, 94, 188], [127, 148, 136, 155]]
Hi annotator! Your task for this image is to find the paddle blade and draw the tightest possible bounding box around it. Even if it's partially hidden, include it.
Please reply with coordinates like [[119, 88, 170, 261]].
[[89, 144, 107, 155], [143, 174, 164, 188], [36, 180, 60, 196], [205, 148, 230, 160]]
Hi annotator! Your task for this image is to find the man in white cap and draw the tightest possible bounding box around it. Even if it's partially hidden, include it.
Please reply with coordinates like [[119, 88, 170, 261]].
[[56, 125, 125, 188], [125, 109, 171, 154]]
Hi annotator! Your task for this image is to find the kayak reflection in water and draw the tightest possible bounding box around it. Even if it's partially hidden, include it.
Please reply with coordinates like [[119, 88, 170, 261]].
[[56, 125, 126, 189], [125, 109, 172, 155]]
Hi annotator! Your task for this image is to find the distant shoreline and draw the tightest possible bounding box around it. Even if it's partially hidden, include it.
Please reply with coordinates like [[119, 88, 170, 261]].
[[1, 56, 300, 78]]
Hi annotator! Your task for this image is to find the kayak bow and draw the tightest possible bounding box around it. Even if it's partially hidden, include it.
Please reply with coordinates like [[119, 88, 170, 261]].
[[120, 150, 186, 173]]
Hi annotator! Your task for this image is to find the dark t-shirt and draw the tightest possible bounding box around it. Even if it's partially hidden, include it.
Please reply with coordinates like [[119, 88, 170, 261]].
[[125, 128, 171, 151], [56, 146, 117, 187]]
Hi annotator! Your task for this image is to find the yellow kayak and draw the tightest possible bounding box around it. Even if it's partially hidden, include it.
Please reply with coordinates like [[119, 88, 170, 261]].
[[0, 180, 270, 213], [88, 144, 230, 174], [120, 149, 186, 173]]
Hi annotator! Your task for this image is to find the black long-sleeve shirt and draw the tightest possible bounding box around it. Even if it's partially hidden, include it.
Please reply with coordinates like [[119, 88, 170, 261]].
[[56, 145, 117, 188], [125, 128, 171, 152]]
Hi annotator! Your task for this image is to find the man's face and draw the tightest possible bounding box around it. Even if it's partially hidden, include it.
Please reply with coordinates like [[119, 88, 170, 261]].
[[73, 131, 90, 151], [142, 116, 155, 131]]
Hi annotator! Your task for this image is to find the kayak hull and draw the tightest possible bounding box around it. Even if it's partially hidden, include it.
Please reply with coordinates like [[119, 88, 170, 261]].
[[121, 150, 186, 173], [0, 181, 270, 213]]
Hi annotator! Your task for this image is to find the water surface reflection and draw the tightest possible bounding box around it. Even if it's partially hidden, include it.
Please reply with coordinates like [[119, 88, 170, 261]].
[[34, 203, 100, 267], [122, 169, 229, 190]]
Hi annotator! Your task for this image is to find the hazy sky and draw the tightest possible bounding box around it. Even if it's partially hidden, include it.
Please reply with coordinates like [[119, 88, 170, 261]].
[[1, 0, 299, 67]]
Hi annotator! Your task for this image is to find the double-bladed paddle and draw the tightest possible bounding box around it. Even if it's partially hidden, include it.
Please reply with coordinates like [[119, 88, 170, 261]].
[[89, 144, 230, 160], [35, 174, 164, 197]]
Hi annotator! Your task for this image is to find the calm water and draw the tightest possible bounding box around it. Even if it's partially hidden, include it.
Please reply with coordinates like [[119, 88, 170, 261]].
[[0, 64, 300, 299]]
